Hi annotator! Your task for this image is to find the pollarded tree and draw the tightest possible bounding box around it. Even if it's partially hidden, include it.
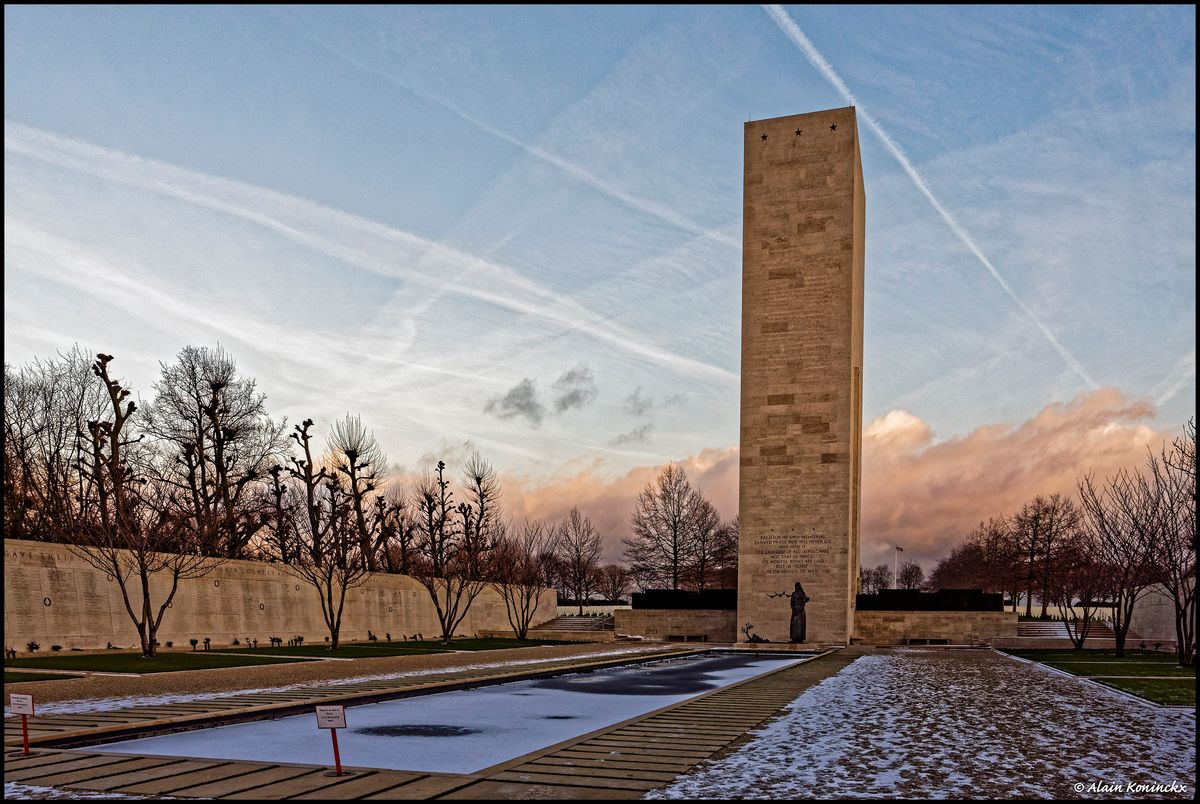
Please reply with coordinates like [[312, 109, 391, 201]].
[[325, 414, 388, 572], [374, 488, 415, 575], [409, 456, 499, 643], [62, 354, 222, 658], [556, 507, 603, 614], [141, 345, 288, 559], [285, 475, 369, 650], [625, 465, 701, 590], [272, 418, 368, 649]]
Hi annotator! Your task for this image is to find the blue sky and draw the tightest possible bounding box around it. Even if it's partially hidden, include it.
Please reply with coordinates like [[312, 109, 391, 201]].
[[4, 5, 1195, 534]]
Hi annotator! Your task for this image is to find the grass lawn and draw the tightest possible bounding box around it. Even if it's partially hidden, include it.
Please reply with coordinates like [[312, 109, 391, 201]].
[[5, 671, 84, 683], [1005, 649, 1179, 662], [226, 643, 450, 658], [225, 636, 568, 658], [4, 651, 313, 675], [1004, 648, 1196, 706], [1044, 661, 1195, 678], [420, 637, 569, 651], [1095, 677, 1196, 707]]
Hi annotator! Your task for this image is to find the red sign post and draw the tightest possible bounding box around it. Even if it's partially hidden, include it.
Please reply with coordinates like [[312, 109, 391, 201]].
[[10, 693, 35, 755], [315, 704, 349, 776]]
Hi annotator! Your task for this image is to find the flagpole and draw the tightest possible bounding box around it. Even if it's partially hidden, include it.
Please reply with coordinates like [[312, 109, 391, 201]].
[[894, 545, 901, 589]]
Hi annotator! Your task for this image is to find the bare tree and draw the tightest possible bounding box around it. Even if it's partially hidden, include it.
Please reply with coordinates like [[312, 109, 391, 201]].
[[596, 564, 633, 605], [896, 560, 925, 590], [261, 464, 300, 564], [375, 487, 416, 575], [141, 346, 287, 559], [687, 500, 738, 591], [927, 518, 1022, 607], [282, 475, 369, 650], [1049, 525, 1111, 649], [1011, 494, 1078, 618], [625, 464, 700, 590], [62, 355, 221, 658], [409, 456, 498, 643], [859, 564, 893, 594], [326, 414, 388, 571], [1148, 420, 1196, 667], [490, 520, 555, 638], [270, 418, 366, 649], [556, 507, 603, 614], [1078, 469, 1157, 658], [3, 347, 107, 542]]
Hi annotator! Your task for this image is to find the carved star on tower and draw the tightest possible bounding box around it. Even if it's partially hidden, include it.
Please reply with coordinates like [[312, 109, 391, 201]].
[[830, 123, 837, 131], [761, 133, 768, 141], [795, 129, 802, 136]]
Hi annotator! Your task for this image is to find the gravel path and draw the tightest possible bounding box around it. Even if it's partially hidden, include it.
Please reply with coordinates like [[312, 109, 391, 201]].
[[651, 648, 1195, 800]]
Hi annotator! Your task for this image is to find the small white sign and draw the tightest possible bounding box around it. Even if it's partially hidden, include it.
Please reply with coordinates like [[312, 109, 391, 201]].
[[315, 704, 346, 730], [10, 693, 34, 716]]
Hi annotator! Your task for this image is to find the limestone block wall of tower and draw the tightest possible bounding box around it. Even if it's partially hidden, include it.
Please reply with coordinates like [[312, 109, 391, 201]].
[[737, 107, 865, 645]]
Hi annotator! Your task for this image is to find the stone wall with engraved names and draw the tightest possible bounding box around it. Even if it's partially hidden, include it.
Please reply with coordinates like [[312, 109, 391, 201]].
[[3, 539, 555, 650]]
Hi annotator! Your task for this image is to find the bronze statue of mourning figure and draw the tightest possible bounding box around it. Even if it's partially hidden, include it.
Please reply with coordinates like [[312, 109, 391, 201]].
[[769, 582, 810, 643]]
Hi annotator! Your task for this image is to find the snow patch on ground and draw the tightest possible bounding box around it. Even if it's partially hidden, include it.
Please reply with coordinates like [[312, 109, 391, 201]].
[[23, 645, 669, 717], [650, 650, 1195, 800], [5, 782, 169, 800]]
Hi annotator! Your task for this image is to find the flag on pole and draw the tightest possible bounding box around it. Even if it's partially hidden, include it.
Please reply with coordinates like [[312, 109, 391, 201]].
[[895, 545, 903, 552]]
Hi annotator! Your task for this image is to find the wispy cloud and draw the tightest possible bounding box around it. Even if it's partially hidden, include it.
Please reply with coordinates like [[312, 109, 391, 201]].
[[4, 122, 736, 386], [1152, 348, 1197, 407], [280, 11, 740, 251], [762, 4, 1100, 392]]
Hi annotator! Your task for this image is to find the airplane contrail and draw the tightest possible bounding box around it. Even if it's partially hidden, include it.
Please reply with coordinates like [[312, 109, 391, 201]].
[[280, 11, 740, 251], [763, 4, 1100, 391]]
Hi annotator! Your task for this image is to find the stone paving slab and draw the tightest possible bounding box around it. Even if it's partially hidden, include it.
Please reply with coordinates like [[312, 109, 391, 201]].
[[168, 764, 323, 797], [490, 769, 664, 791], [287, 770, 430, 799], [217, 769, 338, 799], [360, 774, 477, 799], [11, 755, 181, 785], [68, 759, 223, 791], [4, 753, 136, 782], [440, 779, 645, 799], [109, 762, 267, 795]]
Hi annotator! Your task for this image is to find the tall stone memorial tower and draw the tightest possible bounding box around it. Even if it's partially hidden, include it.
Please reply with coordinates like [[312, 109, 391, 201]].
[[737, 107, 864, 645]]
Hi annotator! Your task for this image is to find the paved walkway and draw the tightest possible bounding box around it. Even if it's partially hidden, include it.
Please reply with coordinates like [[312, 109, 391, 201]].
[[3, 649, 862, 799], [651, 647, 1196, 800]]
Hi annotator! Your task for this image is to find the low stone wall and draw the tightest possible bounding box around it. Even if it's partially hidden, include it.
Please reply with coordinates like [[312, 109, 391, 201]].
[[1129, 583, 1188, 643], [3, 539, 556, 651], [854, 610, 1017, 645], [613, 609, 737, 643]]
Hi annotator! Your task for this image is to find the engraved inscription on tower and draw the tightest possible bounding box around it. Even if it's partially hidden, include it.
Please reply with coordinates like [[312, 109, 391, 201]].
[[737, 107, 865, 645]]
